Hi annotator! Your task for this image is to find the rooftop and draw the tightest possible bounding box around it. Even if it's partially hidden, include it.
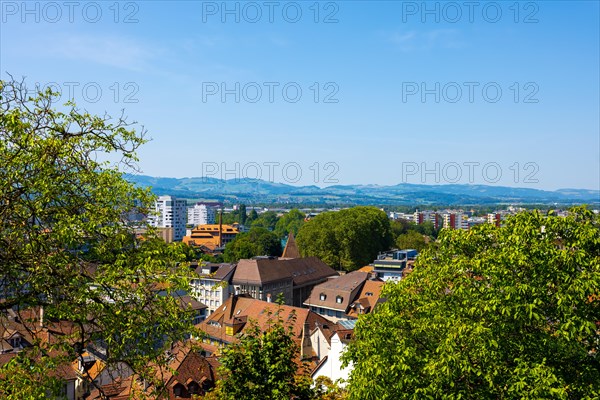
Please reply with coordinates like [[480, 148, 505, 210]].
[[232, 256, 337, 287]]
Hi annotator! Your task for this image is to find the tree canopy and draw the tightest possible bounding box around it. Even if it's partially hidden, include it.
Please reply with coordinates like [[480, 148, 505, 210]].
[[223, 227, 282, 262], [343, 207, 600, 399], [251, 210, 280, 231], [296, 207, 393, 271], [206, 306, 313, 400], [274, 208, 306, 239], [395, 230, 428, 252], [0, 78, 195, 397]]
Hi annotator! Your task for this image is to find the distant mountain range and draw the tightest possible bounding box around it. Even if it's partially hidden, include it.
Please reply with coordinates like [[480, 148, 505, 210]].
[[125, 175, 600, 206]]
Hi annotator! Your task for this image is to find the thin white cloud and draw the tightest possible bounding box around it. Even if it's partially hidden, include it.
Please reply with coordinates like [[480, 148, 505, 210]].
[[38, 34, 162, 72], [385, 29, 465, 51]]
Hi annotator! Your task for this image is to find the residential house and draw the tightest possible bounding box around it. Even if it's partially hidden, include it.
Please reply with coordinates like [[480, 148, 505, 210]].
[[311, 329, 355, 387], [304, 271, 384, 322], [346, 279, 385, 318], [198, 295, 331, 360], [0, 308, 85, 399], [88, 342, 219, 399]]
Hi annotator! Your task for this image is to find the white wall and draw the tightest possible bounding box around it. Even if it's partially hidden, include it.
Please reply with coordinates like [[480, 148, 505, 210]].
[[312, 333, 353, 386]]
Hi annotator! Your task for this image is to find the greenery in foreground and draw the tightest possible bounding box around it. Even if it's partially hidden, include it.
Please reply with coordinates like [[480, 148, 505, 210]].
[[206, 303, 347, 400], [344, 207, 600, 399], [0, 78, 195, 398]]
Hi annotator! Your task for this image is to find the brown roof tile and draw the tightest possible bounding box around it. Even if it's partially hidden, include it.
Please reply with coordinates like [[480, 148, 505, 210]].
[[232, 257, 336, 287], [303, 271, 369, 312], [199, 296, 330, 344], [282, 233, 301, 259], [347, 279, 385, 318]]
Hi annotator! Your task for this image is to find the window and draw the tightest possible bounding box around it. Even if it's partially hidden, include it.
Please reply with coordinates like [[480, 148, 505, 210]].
[[188, 381, 200, 395], [335, 311, 342, 318], [173, 383, 185, 397], [225, 326, 233, 336], [9, 336, 21, 348], [336, 296, 343, 304], [319, 293, 326, 301], [366, 292, 373, 296]]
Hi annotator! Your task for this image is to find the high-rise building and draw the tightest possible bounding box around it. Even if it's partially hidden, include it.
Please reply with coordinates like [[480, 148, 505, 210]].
[[187, 203, 217, 226], [413, 210, 443, 229], [442, 211, 467, 230], [149, 195, 187, 241], [487, 213, 502, 227]]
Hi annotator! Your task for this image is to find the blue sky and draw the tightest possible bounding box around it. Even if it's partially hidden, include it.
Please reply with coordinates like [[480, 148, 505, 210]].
[[2, 1, 599, 190]]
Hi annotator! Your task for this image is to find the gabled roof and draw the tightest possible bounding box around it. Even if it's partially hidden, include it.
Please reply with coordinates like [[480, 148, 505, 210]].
[[199, 296, 330, 344], [193, 263, 237, 281], [88, 342, 219, 400], [232, 257, 336, 287], [347, 279, 385, 318], [303, 271, 369, 312], [174, 295, 207, 311], [281, 232, 301, 259]]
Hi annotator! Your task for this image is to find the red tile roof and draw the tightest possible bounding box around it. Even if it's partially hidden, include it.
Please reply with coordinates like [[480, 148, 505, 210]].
[[199, 295, 331, 345]]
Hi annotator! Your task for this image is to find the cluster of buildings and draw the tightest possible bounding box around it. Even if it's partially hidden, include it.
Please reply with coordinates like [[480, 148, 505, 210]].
[[1, 295, 211, 399], [146, 196, 245, 252], [188, 235, 389, 387], [389, 207, 531, 230], [2, 233, 394, 398]]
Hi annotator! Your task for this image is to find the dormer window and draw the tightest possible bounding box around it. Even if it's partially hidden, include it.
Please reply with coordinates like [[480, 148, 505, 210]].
[[9, 336, 21, 349], [319, 293, 326, 301], [173, 383, 185, 397], [188, 381, 200, 395], [336, 296, 343, 304]]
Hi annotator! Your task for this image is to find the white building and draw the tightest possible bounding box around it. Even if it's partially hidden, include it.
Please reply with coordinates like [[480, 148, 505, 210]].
[[149, 195, 187, 241], [311, 323, 355, 387], [190, 263, 237, 315], [187, 203, 216, 226], [389, 211, 413, 220], [442, 211, 468, 230]]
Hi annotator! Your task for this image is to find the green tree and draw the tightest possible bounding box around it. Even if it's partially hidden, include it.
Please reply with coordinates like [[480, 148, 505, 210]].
[[411, 221, 440, 239], [343, 207, 600, 399], [313, 376, 349, 400], [296, 207, 393, 271], [274, 208, 306, 239], [390, 218, 412, 240], [395, 230, 427, 252], [239, 204, 247, 225], [251, 211, 279, 231], [208, 307, 314, 400], [223, 227, 282, 262], [220, 210, 238, 225], [0, 78, 195, 397], [247, 208, 259, 223]]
